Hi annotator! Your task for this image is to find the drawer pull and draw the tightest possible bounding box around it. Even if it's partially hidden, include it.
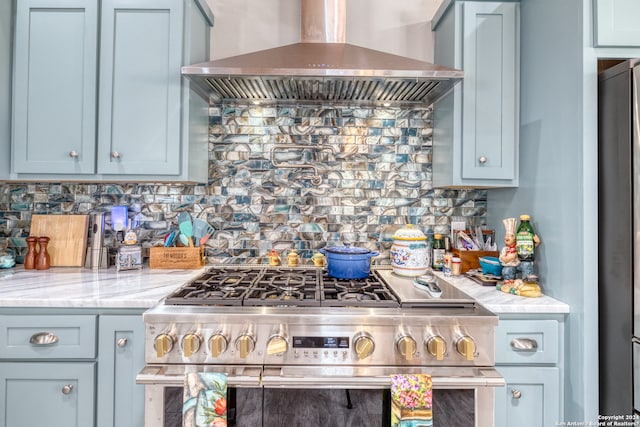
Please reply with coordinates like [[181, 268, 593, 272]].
[[62, 384, 74, 395], [510, 338, 538, 351], [511, 388, 522, 399], [117, 338, 128, 348], [29, 332, 59, 346]]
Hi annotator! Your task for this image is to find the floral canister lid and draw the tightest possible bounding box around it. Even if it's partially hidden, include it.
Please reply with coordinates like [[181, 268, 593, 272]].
[[392, 224, 426, 241]]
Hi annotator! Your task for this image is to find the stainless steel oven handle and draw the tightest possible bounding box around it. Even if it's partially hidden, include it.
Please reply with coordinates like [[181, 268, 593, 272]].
[[136, 365, 262, 387], [260, 367, 505, 389]]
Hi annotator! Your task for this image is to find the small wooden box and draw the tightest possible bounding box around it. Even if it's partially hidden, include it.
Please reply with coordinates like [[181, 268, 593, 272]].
[[149, 247, 205, 269], [452, 249, 499, 273]]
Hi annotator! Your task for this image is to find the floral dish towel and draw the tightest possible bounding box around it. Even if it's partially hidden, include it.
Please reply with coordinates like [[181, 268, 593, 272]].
[[183, 372, 227, 427], [390, 373, 433, 427]]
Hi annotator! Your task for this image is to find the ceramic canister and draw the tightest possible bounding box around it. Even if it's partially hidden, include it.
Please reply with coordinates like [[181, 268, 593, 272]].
[[390, 224, 429, 276]]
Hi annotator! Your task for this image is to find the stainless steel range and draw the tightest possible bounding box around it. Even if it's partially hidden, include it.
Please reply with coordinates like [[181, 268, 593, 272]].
[[137, 266, 503, 427]]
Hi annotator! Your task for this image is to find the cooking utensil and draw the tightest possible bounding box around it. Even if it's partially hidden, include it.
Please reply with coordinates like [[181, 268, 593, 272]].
[[192, 219, 214, 246], [178, 212, 194, 247], [320, 244, 379, 279]]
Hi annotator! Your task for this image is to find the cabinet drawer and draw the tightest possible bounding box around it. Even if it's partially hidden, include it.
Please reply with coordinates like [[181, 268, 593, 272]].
[[0, 315, 96, 359], [495, 320, 558, 364]]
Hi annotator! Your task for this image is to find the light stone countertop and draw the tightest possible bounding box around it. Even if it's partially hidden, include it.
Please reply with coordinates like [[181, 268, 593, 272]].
[[0, 265, 570, 314], [0, 265, 206, 308], [435, 272, 570, 315]]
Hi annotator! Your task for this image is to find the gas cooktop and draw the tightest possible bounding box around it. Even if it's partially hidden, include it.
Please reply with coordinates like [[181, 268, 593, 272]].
[[162, 266, 476, 309]]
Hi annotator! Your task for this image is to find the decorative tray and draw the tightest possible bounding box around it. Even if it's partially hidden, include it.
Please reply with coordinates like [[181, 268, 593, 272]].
[[465, 269, 502, 286]]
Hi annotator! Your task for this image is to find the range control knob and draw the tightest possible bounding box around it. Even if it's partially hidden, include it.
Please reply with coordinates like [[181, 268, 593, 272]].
[[396, 336, 417, 361], [267, 335, 288, 355], [208, 334, 229, 358], [456, 336, 476, 361], [235, 334, 256, 358], [353, 332, 375, 360], [154, 333, 175, 358], [181, 333, 202, 357], [426, 336, 446, 361]]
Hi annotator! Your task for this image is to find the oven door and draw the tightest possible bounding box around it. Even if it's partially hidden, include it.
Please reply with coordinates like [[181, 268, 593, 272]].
[[137, 364, 504, 427]]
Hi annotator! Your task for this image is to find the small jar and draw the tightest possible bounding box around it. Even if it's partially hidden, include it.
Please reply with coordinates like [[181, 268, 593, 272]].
[[451, 257, 462, 276]]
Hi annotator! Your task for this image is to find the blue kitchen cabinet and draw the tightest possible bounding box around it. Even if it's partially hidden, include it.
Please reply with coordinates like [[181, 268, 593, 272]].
[[12, 0, 98, 174], [495, 366, 560, 427], [0, 0, 12, 180], [0, 362, 96, 427], [432, 1, 519, 187], [10, 0, 213, 181], [97, 315, 146, 427], [493, 316, 564, 427], [0, 314, 98, 427], [594, 0, 640, 46]]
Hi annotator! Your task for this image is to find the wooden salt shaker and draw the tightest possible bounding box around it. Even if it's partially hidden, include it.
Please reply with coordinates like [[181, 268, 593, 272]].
[[35, 236, 50, 270], [24, 236, 37, 270]]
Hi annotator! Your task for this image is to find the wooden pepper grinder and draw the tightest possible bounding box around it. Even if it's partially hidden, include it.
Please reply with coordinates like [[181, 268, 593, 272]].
[[24, 236, 37, 270], [35, 236, 50, 270]]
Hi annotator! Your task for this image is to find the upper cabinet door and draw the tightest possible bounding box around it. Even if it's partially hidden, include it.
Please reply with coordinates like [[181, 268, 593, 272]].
[[595, 0, 640, 47], [461, 2, 518, 181], [12, 0, 97, 174], [97, 0, 183, 175]]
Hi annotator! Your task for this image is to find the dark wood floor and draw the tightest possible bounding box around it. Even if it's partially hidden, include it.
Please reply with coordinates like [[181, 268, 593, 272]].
[[166, 387, 474, 426]]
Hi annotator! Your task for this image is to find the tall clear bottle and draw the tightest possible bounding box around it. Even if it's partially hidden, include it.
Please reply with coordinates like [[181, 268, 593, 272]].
[[516, 214, 536, 261]]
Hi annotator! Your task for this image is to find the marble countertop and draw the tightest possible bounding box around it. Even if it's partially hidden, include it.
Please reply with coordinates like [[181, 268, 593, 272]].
[[0, 266, 206, 308], [0, 265, 570, 314], [435, 272, 570, 314]]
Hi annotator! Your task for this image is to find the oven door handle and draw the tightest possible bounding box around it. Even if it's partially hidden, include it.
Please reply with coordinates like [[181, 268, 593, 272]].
[[260, 366, 505, 389], [136, 365, 263, 387]]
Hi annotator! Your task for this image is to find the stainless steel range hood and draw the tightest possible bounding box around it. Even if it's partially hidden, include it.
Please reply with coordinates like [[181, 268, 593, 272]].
[[182, 0, 463, 106]]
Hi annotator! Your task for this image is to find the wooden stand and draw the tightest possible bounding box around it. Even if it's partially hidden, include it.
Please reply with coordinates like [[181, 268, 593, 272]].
[[452, 249, 499, 273], [149, 247, 205, 269]]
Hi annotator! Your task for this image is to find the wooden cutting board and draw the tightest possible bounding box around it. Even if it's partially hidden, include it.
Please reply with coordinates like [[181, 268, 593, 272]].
[[30, 214, 89, 267]]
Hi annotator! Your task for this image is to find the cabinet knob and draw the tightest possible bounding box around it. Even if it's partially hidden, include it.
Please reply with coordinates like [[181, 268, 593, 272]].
[[69, 150, 79, 158], [478, 156, 488, 164], [62, 384, 74, 395], [511, 388, 522, 399], [111, 151, 121, 159], [117, 337, 128, 348]]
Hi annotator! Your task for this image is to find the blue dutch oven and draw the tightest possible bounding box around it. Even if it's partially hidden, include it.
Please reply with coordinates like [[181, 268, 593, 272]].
[[320, 244, 379, 279]]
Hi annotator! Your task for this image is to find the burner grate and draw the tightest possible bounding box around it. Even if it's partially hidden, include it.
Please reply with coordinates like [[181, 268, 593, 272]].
[[321, 272, 399, 308], [163, 267, 399, 308]]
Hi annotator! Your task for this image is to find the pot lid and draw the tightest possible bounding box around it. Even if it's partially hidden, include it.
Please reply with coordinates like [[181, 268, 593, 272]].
[[323, 243, 372, 255], [392, 224, 426, 240]]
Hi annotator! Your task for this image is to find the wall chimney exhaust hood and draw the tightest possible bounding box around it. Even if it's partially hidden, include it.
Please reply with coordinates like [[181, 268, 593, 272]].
[[182, 0, 463, 106]]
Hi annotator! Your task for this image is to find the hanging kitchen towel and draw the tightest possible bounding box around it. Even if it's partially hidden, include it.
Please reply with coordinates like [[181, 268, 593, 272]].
[[390, 374, 433, 427], [183, 372, 227, 427]]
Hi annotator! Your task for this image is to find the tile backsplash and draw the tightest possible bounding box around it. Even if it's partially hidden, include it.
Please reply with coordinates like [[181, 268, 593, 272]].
[[0, 104, 487, 264]]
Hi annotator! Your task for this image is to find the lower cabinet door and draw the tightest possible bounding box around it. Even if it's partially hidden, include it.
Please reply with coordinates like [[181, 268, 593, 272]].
[[0, 362, 95, 427], [495, 366, 560, 427], [97, 315, 146, 427]]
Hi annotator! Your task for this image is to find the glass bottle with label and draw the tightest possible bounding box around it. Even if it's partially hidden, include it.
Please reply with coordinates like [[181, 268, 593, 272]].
[[516, 214, 536, 261], [432, 234, 445, 271]]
